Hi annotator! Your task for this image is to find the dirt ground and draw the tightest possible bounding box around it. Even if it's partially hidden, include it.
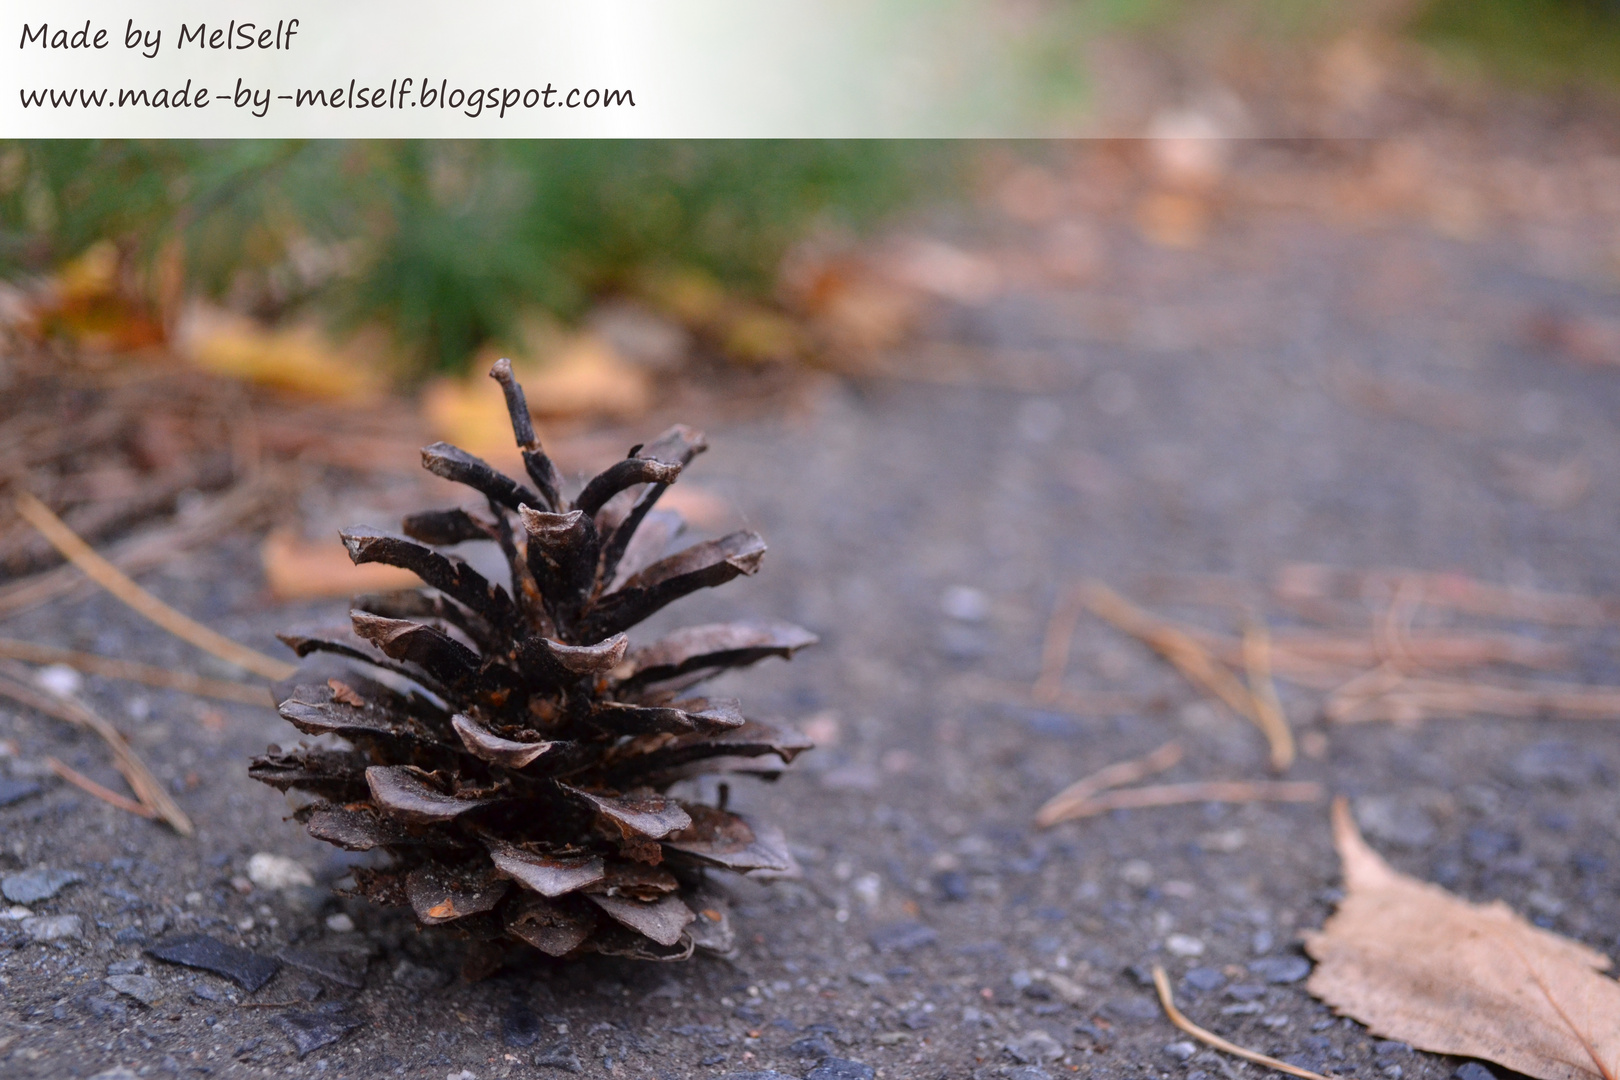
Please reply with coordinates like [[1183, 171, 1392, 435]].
[[7, 100, 1620, 1080]]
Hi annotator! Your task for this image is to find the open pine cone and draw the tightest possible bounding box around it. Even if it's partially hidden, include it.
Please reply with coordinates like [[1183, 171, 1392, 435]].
[[249, 360, 816, 962]]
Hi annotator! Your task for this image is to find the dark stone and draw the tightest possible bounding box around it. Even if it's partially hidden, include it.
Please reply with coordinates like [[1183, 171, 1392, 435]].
[[147, 934, 280, 992], [271, 1004, 363, 1059], [1182, 967, 1225, 992], [2, 867, 84, 904], [1225, 984, 1268, 1001], [868, 921, 937, 953], [902, 1009, 934, 1030], [106, 959, 145, 975], [734, 1004, 765, 1024], [1100, 996, 1159, 1023], [788, 1035, 836, 1060], [1248, 955, 1311, 984], [536, 1039, 583, 1073], [113, 926, 146, 945], [932, 870, 970, 902], [503, 1001, 543, 1048], [806, 1058, 875, 1080], [0, 778, 42, 807], [276, 946, 367, 989], [1454, 1064, 1496, 1080], [1374, 1041, 1411, 1056]]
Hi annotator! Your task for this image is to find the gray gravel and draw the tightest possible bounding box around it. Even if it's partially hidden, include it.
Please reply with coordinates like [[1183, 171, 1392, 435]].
[[5, 145, 1620, 1078]]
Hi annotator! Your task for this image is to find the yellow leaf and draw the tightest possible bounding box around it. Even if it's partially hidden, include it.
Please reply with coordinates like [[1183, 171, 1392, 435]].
[[176, 304, 386, 402]]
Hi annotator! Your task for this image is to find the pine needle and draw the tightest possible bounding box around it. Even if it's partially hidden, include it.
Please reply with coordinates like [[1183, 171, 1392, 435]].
[[1039, 779, 1324, 821], [1242, 620, 1296, 770], [14, 491, 295, 682], [1035, 740, 1184, 827], [1152, 965, 1337, 1080], [45, 756, 157, 820], [1033, 582, 1088, 703], [1083, 582, 1293, 770], [0, 638, 272, 707], [0, 662, 193, 835]]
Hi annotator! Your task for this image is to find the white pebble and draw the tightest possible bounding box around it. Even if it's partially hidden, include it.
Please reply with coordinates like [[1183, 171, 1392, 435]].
[[325, 912, 355, 932], [34, 664, 82, 698], [247, 852, 314, 891], [939, 586, 990, 622], [1165, 933, 1206, 957]]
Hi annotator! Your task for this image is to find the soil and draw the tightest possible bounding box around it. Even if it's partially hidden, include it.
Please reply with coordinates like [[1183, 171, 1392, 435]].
[[7, 133, 1620, 1078]]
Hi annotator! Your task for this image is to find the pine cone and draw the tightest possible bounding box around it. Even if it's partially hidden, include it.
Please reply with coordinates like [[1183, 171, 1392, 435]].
[[250, 360, 816, 962]]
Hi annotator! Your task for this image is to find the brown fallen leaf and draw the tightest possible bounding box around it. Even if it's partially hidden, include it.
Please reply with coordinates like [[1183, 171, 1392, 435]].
[[1305, 798, 1620, 1080], [261, 529, 420, 602]]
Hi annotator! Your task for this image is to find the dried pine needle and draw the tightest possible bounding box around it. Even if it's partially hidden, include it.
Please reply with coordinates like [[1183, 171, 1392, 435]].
[[1041, 780, 1324, 821], [1151, 965, 1337, 1080], [14, 491, 295, 682], [1035, 740, 1184, 828], [1033, 582, 1088, 703], [1242, 620, 1295, 771], [0, 638, 272, 707], [45, 756, 156, 820]]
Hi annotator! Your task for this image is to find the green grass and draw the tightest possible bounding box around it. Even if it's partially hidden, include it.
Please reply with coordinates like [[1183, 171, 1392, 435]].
[[1410, 0, 1620, 88], [0, 140, 956, 379]]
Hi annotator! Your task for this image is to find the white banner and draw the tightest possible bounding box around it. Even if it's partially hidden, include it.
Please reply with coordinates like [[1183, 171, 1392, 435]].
[[3, 1, 1099, 137]]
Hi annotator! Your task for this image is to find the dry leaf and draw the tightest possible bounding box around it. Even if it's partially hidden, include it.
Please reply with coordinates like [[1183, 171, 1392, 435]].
[[261, 529, 418, 601], [1305, 798, 1620, 1080], [176, 304, 386, 402]]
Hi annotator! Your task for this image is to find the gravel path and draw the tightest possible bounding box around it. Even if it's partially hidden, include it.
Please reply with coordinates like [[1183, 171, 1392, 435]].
[[6, 145, 1620, 1080]]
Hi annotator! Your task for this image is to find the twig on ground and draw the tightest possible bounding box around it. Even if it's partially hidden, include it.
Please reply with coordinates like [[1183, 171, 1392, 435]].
[[1242, 621, 1295, 771], [0, 638, 272, 706], [0, 662, 193, 835], [1039, 780, 1324, 821], [1151, 965, 1336, 1080], [1274, 563, 1610, 626], [45, 756, 157, 820], [1033, 582, 1089, 703], [1035, 740, 1184, 827], [13, 491, 295, 682]]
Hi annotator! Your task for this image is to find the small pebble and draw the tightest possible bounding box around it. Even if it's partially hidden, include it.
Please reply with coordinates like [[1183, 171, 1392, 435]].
[[1165, 933, 1205, 957], [325, 913, 355, 932], [247, 852, 314, 890], [23, 914, 82, 941], [105, 973, 164, 1006], [2, 867, 84, 904], [1249, 955, 1311, 984], [1164, 1041, 1197, 1061], [806, 1059, 876, 1080]]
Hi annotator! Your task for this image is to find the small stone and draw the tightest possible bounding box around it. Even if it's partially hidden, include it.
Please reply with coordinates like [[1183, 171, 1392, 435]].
[[0, 778, 42, 807], [105, 974, 164, 1006], [1248, 955, 1311, 984], [2, 867, 84, 904], [23, 913, 82, 941], [87, 1069, 139, 1080], [1466, 827, 1519, 864], [324, 912, 355, 932], [806, 1059, 876, 1080], [1004, 1030, 1064, 1065], [1354, 796, 1436, 850], [107, 959, 145, 975], [1164, 1041, 1197, 1061], [272, 1004, 363, 1059], [1003, 1070, 1053, 1080], [247, 853, 315, 890], [392, 958, 448, 990], [868, 921, 937, 953], [932, 870, 970, 902], [35, 663, 83, 697], [1183, 967, 1225, 992], [277, 946, 368, 989], [2, 904, 31, 920], [1101, 995, 1160, 1023], [719, 1074, 793, 1080], [147, 934, 280, 991], [1454, 1064, 1496, 1080], [1165, 933, 1205, 957], [1374, 1040, 1412, 1056], [789, 1035, 836, 1060], [1119, 860, 1154, 887], [535, 1039, 583, 1073], [1382, 1068, 1403, 1079], [940, 586, 991, 622]]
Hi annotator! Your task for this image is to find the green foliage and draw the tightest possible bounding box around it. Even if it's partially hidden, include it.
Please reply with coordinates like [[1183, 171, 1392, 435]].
[[0, 139, 950, 378], [1410, 0, 1620, 88]]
